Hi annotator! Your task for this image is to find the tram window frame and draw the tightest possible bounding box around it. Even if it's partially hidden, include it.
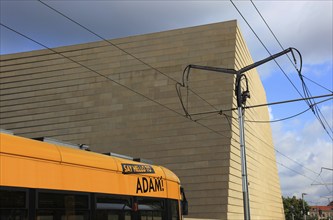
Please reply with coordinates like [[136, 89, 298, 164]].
[[168, 200, 180, 220], [0, 186, 28, 220], [36, 190, 90, 220], [95, 194, 132, 211], [136, 197, 165, 220], [137, 198, 164, 211], [94, 194, 133, 220]]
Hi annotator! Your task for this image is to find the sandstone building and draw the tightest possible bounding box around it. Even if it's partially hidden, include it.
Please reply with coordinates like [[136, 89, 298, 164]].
[[0, 20, 285, 219]]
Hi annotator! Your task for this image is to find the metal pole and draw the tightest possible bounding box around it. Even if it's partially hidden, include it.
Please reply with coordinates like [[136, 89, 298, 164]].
[[302, 193, 307, 220], [238, 106, 251, 220], [184, 48, 297, 220], [236, 73, 251, 220]]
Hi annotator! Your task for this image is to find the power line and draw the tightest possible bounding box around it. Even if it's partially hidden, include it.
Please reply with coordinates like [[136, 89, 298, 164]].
[[188, 93, 333, 119], [246, 108, 310, 123], [277, 161, 320, 184], [0, 22, 237, 148], [250, 0, 333, 139], [311, 168, 333, 193], [241, 119, 333, 191], [37, 0, 176, 84], [245, 127, 328, 179], [299, 73, 333, 139], [42, 0, 333, 140], [245, 97, 333, 123], [302, 75, 333, 93], [240, 135, 324, 184], [245, 133, 329, 186], [38, 0, 236, 139], [0, 23, 184, 119], [189, 103, 329, 188], [37, 0, 219, 113], [244, 128, 320, 176], [250, 0, 333, 95], [231, 0, 333, 141], [196, 96, 332, 124], [250, 0, 297, 70], [244, 128, 333, 194], [246, 148, 320, 184], [2, 6, 330, 196], [244, 94, 333, 109]]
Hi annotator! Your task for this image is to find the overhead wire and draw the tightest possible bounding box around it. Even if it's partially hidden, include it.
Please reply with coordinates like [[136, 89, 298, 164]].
[[250, 0, 333, 95], [245, 132, 332, 193], [302, 75, 333, 93], [1, 21, 323, 188], [43, 0, 331, 144], [245, 97, 333, 123], [248, 0, 333, 140], [185, 101, 330, 188], [230, 0, 305, 99], [3, 1, 330, 194], [0, 22, 238, 149], [37, 0, 177, 84], [276, 161, 321, 184], [311, 169, 332, 194], [250, 0, 297, 70], [37, 0, 220, 115], [0, 23, 184, 119], [245, 146, 321, 184], [229, 123, 327, 185], [244, 127, 333, 193], [189, 93, 333, 121], [176, 64, 233, 124], [176, 60, 333, 188]]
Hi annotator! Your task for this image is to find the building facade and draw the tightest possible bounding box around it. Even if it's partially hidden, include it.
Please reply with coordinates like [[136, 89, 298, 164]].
[[309, 204, 333, 220], [0, 20, 285, 219]]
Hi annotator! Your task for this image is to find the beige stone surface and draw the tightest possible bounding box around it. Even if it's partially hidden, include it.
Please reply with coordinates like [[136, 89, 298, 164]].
[[0, 20, 284, 219]]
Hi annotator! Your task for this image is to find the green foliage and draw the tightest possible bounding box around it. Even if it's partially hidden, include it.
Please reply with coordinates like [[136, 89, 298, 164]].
[[283, 196, 310, 220]]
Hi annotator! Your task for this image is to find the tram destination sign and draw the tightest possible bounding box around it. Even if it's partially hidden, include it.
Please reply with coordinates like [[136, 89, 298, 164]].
[[122, 163, 155, 174]]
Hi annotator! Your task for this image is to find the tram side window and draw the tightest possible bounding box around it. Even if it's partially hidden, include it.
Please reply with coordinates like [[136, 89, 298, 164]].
[[37, 191, 89, 220], [95, 195, 132, 220], [137, 199, 164, 220], [0, 188, 28, 220], [169, 200, 179, 220]]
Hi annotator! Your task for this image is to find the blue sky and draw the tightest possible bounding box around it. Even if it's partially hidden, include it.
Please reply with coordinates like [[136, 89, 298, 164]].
[[1, 0, 332, 205]]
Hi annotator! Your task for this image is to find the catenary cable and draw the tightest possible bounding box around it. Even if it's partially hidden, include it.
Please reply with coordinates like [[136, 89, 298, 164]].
[[231, 0, 333, 141], [2, 9, 328, 195], [249, 0, 333, 139], [37, 0, 220, 113], [0, 23, 185, 118], [244, 128, 332, 193], [251, 0, 333, 95], [302, 75, 333, 93], [0, 23, 237, 149], [245, 97, 333, 123]]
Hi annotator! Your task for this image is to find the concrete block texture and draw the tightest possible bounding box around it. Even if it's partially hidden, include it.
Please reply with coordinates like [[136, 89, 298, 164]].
[[0, 20, 284, 219]]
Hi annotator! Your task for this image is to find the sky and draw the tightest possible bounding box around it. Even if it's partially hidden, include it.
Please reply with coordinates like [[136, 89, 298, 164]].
[[1, 0, 332, 206]]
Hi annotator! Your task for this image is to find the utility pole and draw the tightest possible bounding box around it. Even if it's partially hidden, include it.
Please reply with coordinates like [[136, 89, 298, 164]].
[[302, 193, 307, 220], [181, 47, 297, 220], [236, 72, 251, 219], [291, 205, 295, 220]]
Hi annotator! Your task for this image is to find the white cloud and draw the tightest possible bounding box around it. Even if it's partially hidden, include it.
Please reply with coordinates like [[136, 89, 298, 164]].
[[273, 105, 333, 205], [248, 1, 333, 64], [1, 0, 332, 206], [268, 106, 274, 120]]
